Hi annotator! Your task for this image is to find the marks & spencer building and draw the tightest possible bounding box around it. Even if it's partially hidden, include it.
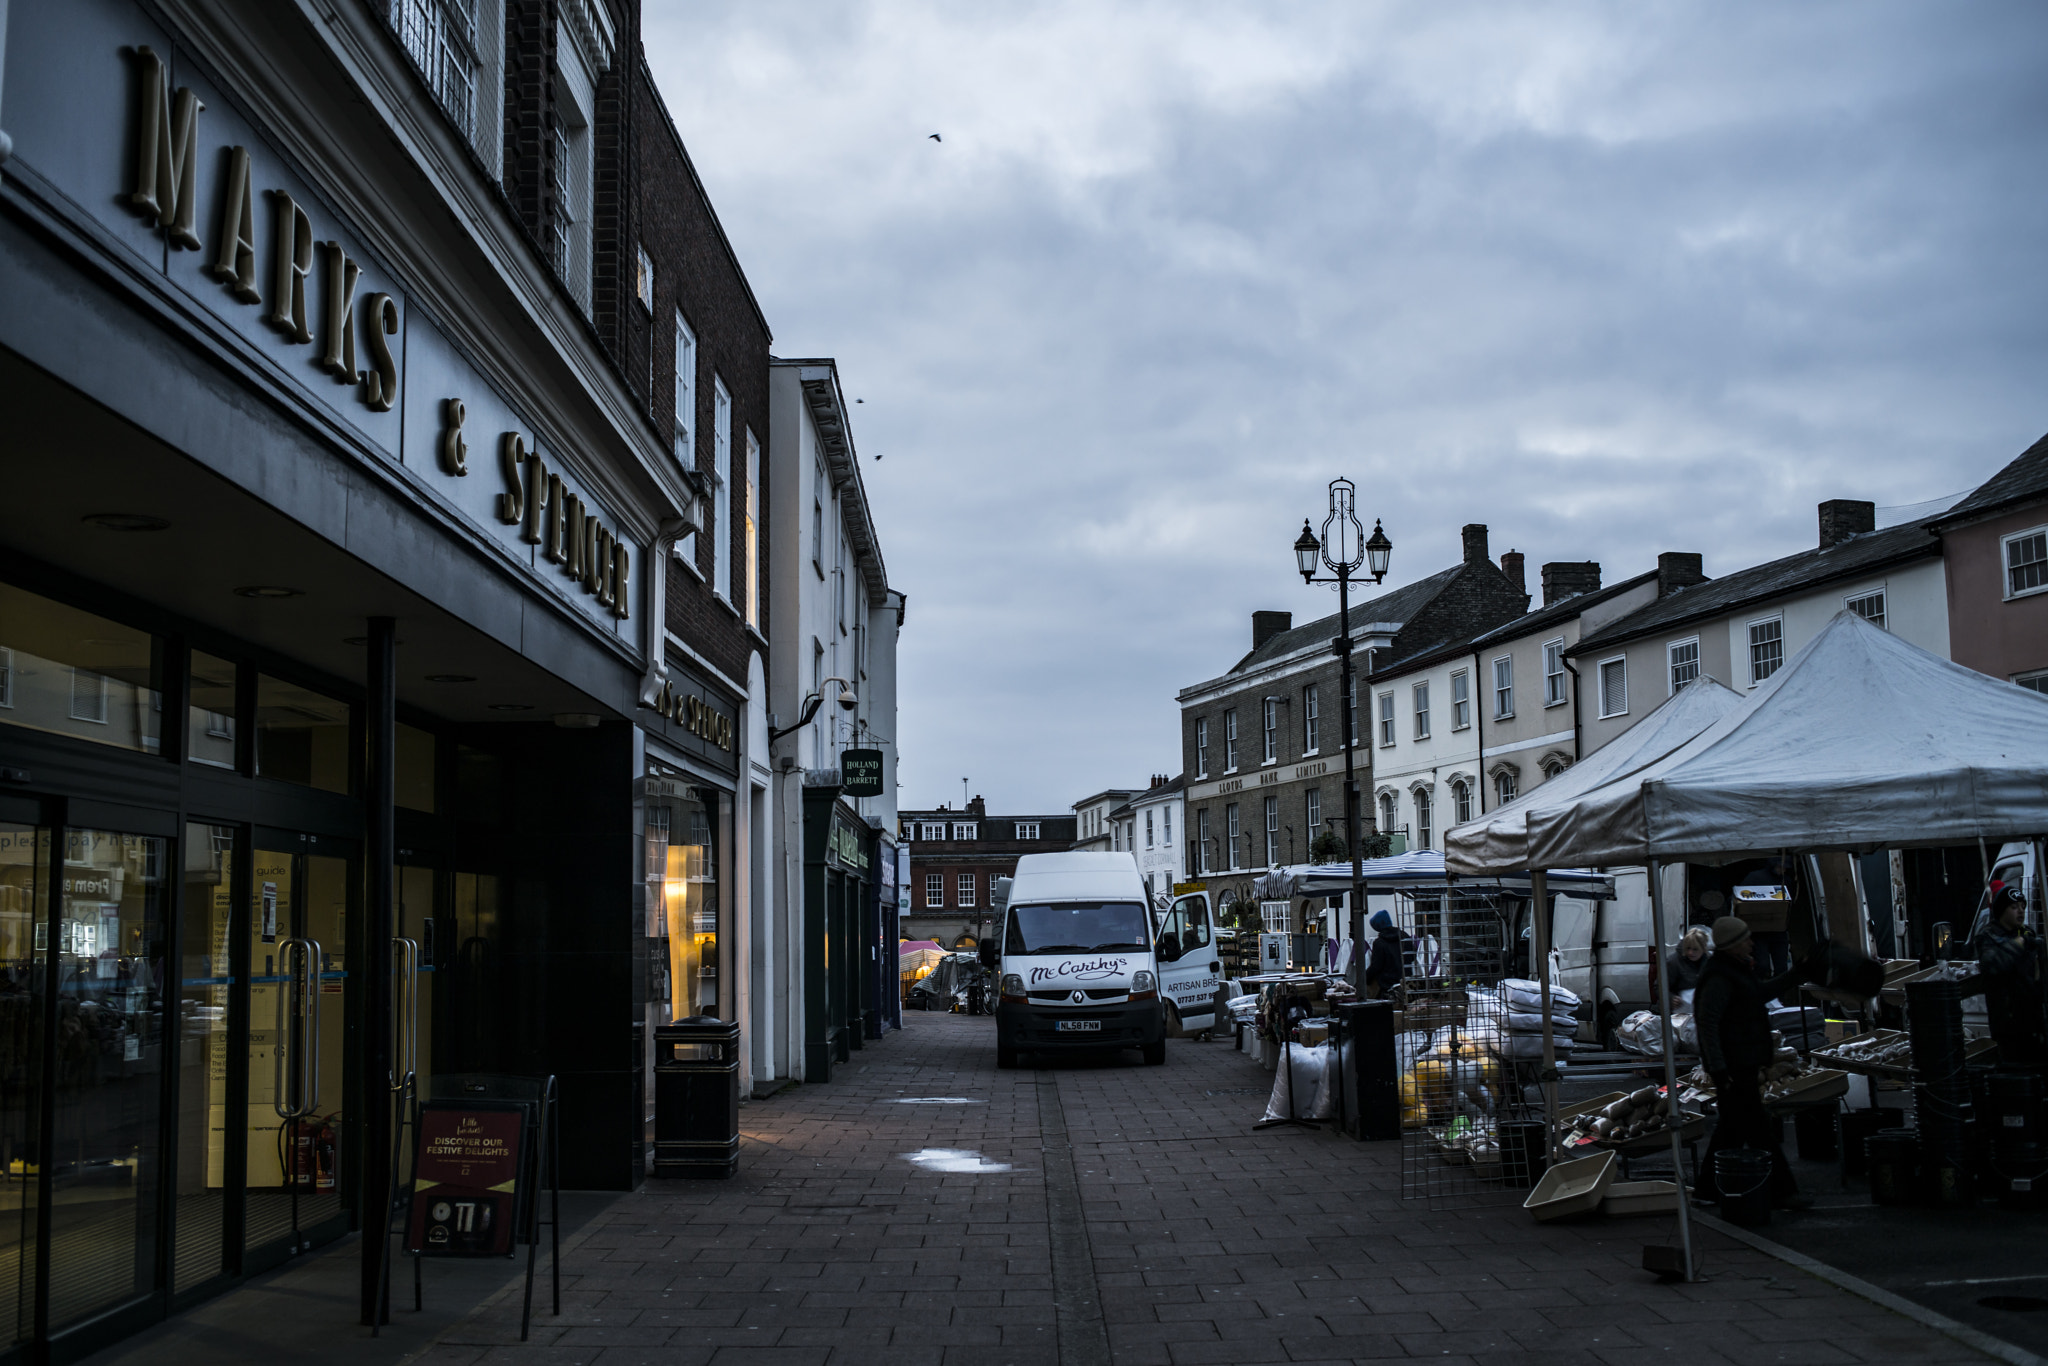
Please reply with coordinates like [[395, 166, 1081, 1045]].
[[0, 0, 773, 1354]]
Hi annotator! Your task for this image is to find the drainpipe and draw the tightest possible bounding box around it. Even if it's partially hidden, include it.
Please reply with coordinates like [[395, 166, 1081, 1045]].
[[1472, 649, 1484, 815], [0, 0, 12, 167], [638, 517, 693, 705]]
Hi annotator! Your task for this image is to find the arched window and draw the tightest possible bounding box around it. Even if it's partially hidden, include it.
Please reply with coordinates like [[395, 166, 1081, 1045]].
[[1493, 768, 1518, 807], [1450, 779, 1472, 825], [1378, 791, 1398, 838], [1413, 787, 1433, 850]]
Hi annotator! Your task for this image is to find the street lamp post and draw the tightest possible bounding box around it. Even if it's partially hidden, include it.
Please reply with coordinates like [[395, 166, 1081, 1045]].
[[1294, 479, 1392, 995]]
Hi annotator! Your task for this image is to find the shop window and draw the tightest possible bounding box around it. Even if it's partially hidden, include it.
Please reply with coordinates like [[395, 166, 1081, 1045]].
[[651, 782, 720, 1020], [255, 674, 351, 793], [177, 822, 233, 1290], [396, 722, 437, 813], [188, 650, 238, 770], [0, 582, 161, 754], [54, 825, 168, 1324]]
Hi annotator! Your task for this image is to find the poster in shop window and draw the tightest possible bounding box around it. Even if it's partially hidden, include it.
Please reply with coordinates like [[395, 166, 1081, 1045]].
[[406, 1101, 527, 1257]]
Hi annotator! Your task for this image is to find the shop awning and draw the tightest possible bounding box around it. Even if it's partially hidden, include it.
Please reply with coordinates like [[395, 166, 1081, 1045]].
[[1443, 677, 1744, 875], [1252, 850, 1614, 900], [1522, 610, 2048, 868]]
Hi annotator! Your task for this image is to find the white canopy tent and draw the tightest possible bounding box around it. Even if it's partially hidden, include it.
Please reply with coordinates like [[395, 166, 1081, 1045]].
[[1254, 850, 1615, 899], [1523, 611, 2048, 870], [1443, 677, 1745, 876]]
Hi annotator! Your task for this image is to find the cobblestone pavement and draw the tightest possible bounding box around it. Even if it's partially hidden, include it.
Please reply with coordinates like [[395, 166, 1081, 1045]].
[[414, 1011, 1995, 1366]]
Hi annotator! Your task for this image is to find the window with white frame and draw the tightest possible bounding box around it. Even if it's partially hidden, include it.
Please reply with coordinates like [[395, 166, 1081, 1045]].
[[744, 429, 761, 631], [2016, 669, 2048, 695], [1414, 787, 1432, 851], [1303, 683, 1320, 753], [712, 377, 732, 600], [1016, 821, 1041, 840], [1197, 808, 1211, 873], [1226, 804, 1241, 869], [1748, 617, 1783, 684], [1305, 787, 1321, 837], [958, 873, 977, 907], [1264, 796, 1279, 867], [389, 0, 503, 166], [636, 244, 655, 312], [69, 669, 107, 724], [1598, 656, 1628, 717], [1544, 640, 1567, 706], [1846, 588, 1886, 629], [1262, 698, 1277, 764], [547, 42, 597, 312], [1493, 656, 1514, 719], [1451, 778, 1472, 824], [1378, 791, 1398, 835], [812, 463, 826, 572], [2007, 528, 2048, 598], [1493, 767, 1518, 806], [1668, 638, 1700, 694], [1224, 709, 1238, 770], [925, 873, 942, 907], [673, 311, 696, 457], [1348, 675, 1359, 746], [1195, 717, 1209, 777], [1377, 692, 1395, 747], [1413, 681, 1430, 739], [951, 823, 977, 840], [1451, 669, 1470, 730], [1145, 811, 1155, 849], [919, 821, 946, 840]]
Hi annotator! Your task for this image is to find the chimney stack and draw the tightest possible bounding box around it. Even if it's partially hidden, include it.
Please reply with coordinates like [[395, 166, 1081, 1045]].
[[1541, 561, 1602, 606], [968, 795, 985, 817], [1252, 610, 1292, 651], [1500, 550, 1526, 597], [1461, 524, 1490, 566], [1657, 552, 1706, 598], [1818, 499, 1876, 549]]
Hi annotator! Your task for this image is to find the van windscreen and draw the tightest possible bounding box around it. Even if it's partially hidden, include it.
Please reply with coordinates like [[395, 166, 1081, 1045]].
[[1005, 902, 1150, 956]]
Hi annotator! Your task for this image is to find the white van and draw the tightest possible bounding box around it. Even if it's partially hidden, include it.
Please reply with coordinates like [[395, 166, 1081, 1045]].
[[994, 853, 1165, 1069], [1550, 865, 1684, 1044]]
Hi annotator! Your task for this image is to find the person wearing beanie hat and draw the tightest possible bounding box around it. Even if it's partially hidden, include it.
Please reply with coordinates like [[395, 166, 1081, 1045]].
[[1693, 913, 1814, 1210], [1977, 881, 2044, 1066], [1364, 908, 1403, 1000]]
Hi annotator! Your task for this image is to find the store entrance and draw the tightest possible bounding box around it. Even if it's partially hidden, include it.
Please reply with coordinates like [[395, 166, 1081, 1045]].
[[244, 833, 354, 1267]]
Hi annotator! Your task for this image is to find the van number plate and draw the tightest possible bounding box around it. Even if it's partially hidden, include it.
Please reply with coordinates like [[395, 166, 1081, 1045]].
[[1055, 1020, 1101, 1032]]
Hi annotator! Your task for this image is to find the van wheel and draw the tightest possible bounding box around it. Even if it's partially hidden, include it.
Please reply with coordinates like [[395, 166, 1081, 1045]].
[[997, 1041, 1018, 1070], [1600, 1005, 1621, 1052], [1164, 1003, 1183, 1039], [1141, 1039, 1166, 1066]]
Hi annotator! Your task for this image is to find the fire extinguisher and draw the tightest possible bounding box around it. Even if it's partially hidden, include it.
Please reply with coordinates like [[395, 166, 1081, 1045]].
[[290, 1121, 315, 1188]]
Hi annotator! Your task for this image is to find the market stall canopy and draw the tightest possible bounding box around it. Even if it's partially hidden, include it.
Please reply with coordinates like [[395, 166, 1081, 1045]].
[[1252, 850, 1614, 900], [898, 940, 943, 955], [1443, 677, 1744, 876], [899, 941, 945, 976], [1523, 610, 2048, 868]]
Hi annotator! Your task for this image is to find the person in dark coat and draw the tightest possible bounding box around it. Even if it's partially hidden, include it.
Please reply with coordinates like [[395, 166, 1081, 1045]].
[[1693, 915, 1811, 1208], [1665, 926, 1710, 996], [1364, 910, 1403, 1000], [1977, 881, 2044, 1068]]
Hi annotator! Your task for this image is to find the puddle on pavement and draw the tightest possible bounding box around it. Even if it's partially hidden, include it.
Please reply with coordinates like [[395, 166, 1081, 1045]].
[[900, 1148, 1014, 1173], [891, 1097, 984, 1104]]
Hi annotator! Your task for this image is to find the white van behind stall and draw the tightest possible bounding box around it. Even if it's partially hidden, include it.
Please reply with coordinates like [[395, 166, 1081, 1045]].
[[994, 853, 1165, 1069]]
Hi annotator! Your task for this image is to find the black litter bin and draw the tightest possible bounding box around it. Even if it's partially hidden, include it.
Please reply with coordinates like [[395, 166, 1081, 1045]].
[[654, 1016, 740, 1179], [1335, 1000, 1400, 1141]]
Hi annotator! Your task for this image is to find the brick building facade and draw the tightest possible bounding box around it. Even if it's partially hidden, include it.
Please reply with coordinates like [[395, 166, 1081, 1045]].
[[1176, 525, 1529, 914], [900, 799, 1078, 947]]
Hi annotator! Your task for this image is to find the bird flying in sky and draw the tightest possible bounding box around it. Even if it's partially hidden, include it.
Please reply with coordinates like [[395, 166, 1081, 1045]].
[[928, 133, 941, 142]]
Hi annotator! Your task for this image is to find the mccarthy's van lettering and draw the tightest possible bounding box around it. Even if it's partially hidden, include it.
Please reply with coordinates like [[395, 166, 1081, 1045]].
[[1027, 957, 1129, 985]]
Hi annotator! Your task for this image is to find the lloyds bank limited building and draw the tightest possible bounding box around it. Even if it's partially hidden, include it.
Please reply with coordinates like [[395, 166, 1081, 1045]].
[[0, 0, 781, 1355]]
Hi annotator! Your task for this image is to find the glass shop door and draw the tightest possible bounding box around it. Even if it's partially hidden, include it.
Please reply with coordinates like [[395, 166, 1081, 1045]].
[[245, 833, 354, 1266]]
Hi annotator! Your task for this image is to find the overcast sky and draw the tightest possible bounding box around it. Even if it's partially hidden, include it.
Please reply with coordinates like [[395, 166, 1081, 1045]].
[[644, 2, 2048, 815]]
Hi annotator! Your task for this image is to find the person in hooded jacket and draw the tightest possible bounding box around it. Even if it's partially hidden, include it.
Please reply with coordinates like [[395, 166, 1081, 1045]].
[[1364, 909, 1404, 1000], [1692, 915, 1812, 1209], [1977, 881, 2044, 1068]]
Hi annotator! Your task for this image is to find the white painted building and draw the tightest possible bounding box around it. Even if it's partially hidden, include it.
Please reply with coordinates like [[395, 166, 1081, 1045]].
[[1131, 775, 1187, 902]]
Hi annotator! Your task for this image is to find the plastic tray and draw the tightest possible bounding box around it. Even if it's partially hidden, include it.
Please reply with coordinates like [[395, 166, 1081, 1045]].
[[1598, 1112, 1708, 1154], [1602, 1179, 1680, 1217], [1764, 1068, 1849, 1112], [1523, 1149, 1618, 1222]]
